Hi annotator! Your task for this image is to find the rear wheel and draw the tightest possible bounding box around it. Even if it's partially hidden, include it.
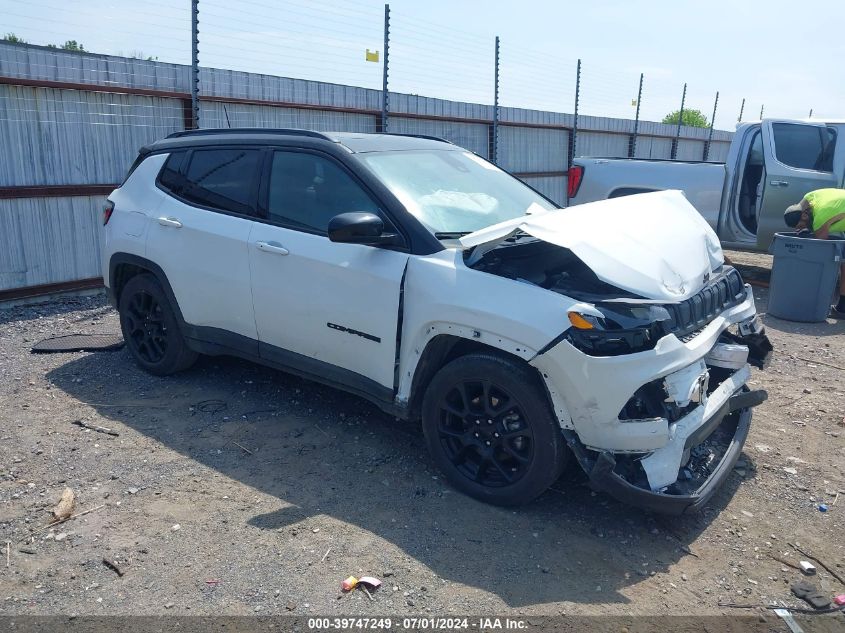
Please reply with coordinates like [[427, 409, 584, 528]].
[[421, 352, 568, 506], [118, 274, 197, 375]]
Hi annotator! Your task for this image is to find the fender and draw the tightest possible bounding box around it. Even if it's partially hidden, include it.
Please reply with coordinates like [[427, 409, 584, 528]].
[[108, 253, 184, 321], [396, 321, 539, 407]]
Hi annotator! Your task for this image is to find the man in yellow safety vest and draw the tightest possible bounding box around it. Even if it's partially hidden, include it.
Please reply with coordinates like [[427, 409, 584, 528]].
[[784, 188, 845, 317]]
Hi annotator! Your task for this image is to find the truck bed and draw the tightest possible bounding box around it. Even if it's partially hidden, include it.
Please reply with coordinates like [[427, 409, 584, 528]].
[[569, 158, 727, 233]]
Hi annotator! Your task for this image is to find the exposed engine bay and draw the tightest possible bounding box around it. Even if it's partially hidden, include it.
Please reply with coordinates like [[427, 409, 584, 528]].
[[467, 236, 643, 301]]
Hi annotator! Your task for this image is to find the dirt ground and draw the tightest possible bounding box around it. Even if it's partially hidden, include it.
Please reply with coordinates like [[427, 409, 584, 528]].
[[1, 251, 844, 625]]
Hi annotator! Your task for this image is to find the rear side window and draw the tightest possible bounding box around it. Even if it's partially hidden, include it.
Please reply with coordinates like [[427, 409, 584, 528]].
[[158, 151, 186, 193], [772, 123, 836, 171], [179, 149, 261, 215]]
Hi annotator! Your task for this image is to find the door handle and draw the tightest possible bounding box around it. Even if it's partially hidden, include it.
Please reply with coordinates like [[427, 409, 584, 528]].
[[256, 241, 289, 256], [769, 180, 789, 187], [157, 217, 183, 228]]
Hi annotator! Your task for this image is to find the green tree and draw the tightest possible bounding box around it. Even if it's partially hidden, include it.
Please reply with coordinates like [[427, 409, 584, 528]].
[[60, 40, 85, 51], [3, 33, 27, 43], [128, 50, 158, 61], [662, 108, 709, 128]]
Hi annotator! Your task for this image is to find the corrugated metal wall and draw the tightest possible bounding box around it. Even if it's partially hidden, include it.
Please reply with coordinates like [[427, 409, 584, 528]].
[[0, 196, 103, 291], [0, 85, 184, 186], [0, 41, 734, 295]]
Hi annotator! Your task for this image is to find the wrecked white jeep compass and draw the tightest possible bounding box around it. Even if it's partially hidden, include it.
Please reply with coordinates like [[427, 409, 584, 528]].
[[103, 129, 771, 513]]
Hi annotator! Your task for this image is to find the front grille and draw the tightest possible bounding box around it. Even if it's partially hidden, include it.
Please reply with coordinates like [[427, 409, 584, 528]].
[[664, 268, 746, 340]]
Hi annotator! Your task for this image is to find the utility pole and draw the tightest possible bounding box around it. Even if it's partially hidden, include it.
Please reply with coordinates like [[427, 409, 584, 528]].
[[191, 0, 199, 129], [704, 91, 719, 161], [492, 36, 500, 163], [629, 73, 643, 158], [671, 82, 686, 160], [381, 4, 390, 133], [568, 59, 581, 184]]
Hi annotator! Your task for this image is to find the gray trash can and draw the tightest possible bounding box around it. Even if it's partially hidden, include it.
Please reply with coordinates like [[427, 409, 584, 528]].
[[767, 232, 844, 322]]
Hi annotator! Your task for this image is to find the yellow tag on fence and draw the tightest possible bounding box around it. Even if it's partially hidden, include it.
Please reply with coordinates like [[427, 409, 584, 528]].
[[365, 49, 380, 62]]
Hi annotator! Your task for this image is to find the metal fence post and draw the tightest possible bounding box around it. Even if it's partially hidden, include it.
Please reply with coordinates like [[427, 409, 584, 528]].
[[380, 3, 390, 133], [703, 91, 718, 161], [566, 59, 581, 205], [568, 59, 581, 171], [191, 0, 199, 129], [808, 108, 813, 118], [629, 72, 643, 158], [737, 98, 745, 123], [671, 82, 686, 160], [759, 104, 764, 119], [491, 36, 500, 164]]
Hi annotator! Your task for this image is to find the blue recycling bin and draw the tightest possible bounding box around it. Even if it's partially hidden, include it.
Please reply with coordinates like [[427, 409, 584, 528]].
[[767, 232, 844, 322]]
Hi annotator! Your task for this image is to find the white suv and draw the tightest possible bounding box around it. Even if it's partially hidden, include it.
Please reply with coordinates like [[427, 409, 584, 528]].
[[102, 129, 772, 513]]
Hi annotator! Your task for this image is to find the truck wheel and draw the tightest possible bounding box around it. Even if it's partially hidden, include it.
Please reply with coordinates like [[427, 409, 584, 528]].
[[421, 352, 569, 506], [118, 273, 198, 376]]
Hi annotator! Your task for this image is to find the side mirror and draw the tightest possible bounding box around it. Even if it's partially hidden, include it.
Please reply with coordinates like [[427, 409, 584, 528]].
[[327, 212, 402, 246]]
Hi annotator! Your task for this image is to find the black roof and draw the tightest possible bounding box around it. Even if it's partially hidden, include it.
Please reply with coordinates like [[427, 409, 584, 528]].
[[147, 128, 455, 154]]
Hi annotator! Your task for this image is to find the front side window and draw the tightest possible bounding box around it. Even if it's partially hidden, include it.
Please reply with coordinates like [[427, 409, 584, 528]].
[[180, 148, 261, 214], [357, 149, 556, 236], [267, 151, 381, 233], [772, 123, 836, 172]]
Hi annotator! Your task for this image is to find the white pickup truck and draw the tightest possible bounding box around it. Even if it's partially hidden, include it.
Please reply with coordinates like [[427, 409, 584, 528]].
[[568, 119, 845, 251]]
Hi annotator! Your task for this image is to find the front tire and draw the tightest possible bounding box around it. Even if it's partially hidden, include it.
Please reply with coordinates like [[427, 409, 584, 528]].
[[421, 352, 568, 506], [118, 273, 197, 376]]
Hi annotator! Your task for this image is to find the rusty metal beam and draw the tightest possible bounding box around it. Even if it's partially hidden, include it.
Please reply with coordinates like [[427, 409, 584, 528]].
[[0, 277, 104, 302], [0, 75, 724, 145], [0, 185, 116, 199]]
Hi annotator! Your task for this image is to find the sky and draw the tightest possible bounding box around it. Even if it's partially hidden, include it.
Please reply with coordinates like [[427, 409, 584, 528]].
[[2, 0, 843, 131]]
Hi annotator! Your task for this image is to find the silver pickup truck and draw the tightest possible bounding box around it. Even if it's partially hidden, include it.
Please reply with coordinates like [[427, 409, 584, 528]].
[[569, 119, 845, 251]]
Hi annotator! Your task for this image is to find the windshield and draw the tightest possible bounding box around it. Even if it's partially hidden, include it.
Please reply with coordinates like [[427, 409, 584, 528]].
[[357, 149, 557, 236]]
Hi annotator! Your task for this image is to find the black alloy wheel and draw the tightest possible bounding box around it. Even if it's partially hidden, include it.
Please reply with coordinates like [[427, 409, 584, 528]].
[[123, 290, 168, 364], [118, 273, 198, 375], [436, 379, 534, 487], [421, 352, 568, 506]]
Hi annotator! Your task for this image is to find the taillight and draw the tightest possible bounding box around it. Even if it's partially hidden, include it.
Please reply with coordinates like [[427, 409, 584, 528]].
[[567, 165, 584, 199], [103, 201, 114, 225]]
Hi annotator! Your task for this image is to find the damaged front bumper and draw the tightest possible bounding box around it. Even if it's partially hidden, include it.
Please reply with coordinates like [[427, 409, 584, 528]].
[[532, 285, 772, 514], [582, 378, 767, 515]]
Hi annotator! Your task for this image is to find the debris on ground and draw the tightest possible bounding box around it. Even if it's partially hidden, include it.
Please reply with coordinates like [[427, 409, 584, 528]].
[[102, 558, 124, 577], [799, 561, 816, 575], [790, 542, 845, 585], [72, 419, 119, 436], [43, 503, 107, 530], [191, 399, 227, 415], [232, 441, 253, 455], [30, 332, 125, 353], [51, 487, 75, 521], [358, 576, 382, 589], [791, 580, 831, 609], [341, 576, 359, 592]]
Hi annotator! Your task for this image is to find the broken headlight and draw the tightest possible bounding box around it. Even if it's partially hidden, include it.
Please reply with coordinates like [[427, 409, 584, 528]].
[[565, 304, 672, 357]]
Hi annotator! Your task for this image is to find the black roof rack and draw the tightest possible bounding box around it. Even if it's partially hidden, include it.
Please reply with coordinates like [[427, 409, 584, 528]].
[[166, 128, 336, 141], [386, 132, 454, 145]]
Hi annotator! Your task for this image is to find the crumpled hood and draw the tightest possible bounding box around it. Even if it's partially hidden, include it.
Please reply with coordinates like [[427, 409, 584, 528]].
[[460, 190, 724, 301]]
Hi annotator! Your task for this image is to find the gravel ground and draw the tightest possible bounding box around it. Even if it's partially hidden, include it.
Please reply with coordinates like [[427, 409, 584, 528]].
[[1, 251, 844, 624]]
